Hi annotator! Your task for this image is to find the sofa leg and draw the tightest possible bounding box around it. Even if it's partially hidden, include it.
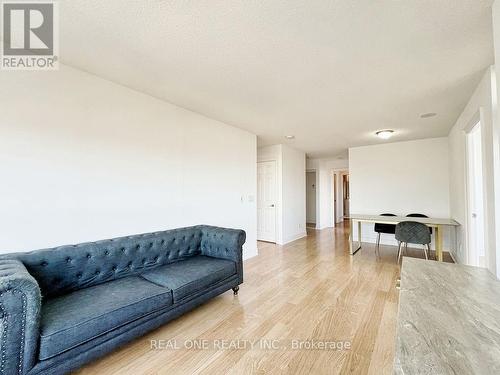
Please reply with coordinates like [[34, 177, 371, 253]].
[[232, 286, 239, 295]]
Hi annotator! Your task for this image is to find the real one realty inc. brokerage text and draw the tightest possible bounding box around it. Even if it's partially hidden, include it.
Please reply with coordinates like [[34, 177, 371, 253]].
[[151, 339, 352, 351]]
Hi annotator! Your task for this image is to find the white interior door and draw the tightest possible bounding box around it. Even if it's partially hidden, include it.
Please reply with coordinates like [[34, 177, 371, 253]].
[[306, 171, 317, 225], [257, 161, 277, 242], [466, 121, 485, 267]]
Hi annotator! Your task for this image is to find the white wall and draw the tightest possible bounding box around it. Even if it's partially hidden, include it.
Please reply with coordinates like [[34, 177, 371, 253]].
[[448, 67, 497, 273], [349, 138, 450, 249], [306, 158, 349, 229], [281, 145, 307, 243], [0, 65, 258, 260], [257, 144, 306, 244]]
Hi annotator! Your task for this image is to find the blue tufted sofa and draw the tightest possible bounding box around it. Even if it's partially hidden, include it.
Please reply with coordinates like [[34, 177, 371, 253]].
[[0, 225, 245, 375]]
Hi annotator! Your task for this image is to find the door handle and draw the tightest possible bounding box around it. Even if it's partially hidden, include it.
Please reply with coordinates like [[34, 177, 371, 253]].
[[270, 204, 275, 207]]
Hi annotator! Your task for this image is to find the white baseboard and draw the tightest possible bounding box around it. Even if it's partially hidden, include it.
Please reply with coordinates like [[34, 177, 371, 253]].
[[279, 231, 307, 245], [242, 244, 258, 260], [448, 251, 460, 264]]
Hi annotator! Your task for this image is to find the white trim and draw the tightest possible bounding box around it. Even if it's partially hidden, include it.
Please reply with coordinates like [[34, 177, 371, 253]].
[[492, 64, 500, 278], [242, 244, 259, 261], [463, 111, 481, 133], [280, 231, 307, 245], [448, 249, 458, 264], [463, 109, 488, 267]]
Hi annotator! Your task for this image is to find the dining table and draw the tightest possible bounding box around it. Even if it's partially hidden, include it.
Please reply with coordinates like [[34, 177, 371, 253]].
[[349, 214, 460, 262]]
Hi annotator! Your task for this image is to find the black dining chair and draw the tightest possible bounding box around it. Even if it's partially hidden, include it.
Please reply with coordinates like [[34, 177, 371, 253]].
[[374, 213, 397, 258], [396, 221, 431, 263]]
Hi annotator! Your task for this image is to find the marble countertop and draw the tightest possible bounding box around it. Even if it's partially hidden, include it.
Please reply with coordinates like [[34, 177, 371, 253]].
[[394, 258, 500, 374]]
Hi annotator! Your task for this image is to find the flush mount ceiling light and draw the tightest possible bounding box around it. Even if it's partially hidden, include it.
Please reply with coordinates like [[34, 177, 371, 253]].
[[420, 112, 437, 119], [375, 130, 394, 140], [285, 135, 295, 140]]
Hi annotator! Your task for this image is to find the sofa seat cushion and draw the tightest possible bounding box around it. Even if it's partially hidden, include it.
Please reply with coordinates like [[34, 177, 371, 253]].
[[39, 276, 172, 360], [140, 256, 236, 302]]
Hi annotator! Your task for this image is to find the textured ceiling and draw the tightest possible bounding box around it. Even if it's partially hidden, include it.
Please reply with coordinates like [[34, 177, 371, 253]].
[[40, 1, 499, 157]]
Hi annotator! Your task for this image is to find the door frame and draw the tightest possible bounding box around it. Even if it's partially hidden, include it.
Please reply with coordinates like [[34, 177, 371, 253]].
[[330, 168, 349, 226], [257, 159, 278, 243], [464, 110, 486, 267]]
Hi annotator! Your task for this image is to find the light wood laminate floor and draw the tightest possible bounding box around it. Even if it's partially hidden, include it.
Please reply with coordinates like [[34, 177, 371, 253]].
[[77, 223, 451, 375]]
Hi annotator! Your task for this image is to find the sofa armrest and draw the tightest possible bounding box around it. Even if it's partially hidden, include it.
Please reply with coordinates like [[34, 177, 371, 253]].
[[0, 259, 41, 374], [199, 226, 246, 282]]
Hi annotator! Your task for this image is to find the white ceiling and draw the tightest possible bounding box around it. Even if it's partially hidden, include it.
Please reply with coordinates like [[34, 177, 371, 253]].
[[56, 1, 494, 157]]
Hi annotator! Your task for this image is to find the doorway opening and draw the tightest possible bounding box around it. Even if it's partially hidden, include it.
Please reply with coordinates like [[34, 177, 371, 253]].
[[257, 160, 277, 243], [306, 171, 317, 228], [331, 169, 349, 227], [466, 120, 485, 267], [342, 173, 350, 219]]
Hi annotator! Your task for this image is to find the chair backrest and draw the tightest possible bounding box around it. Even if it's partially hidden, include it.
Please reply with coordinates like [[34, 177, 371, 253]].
[[406, 213, 432, 233], [406, 213, 429, 218], [395, 221, 431, 245], [374, 213, 397, 234]]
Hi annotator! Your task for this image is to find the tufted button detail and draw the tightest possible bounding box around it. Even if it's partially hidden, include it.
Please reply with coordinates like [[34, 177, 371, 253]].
[[66, 257, 72, 263], [87, 254, 92, 259], [76, 273, 82, 279], [95, 270, 100, 275], [41, 261, 48, 267], [149, 242, 153, 247], [104, 250, 109, 256], [112, 266, 117, 271]]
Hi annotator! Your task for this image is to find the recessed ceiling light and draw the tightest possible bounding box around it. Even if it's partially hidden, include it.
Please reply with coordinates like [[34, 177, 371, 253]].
[[375, 130, 394, 140], [285, 135, 295, 140], [420, 112, 437, 119]]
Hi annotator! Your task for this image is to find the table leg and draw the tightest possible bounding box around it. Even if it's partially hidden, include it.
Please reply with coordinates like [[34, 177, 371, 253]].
[[358, 221, 362, 249], [349, 218, 354, 254], [350, 219, 362, 255], [436, 225, 443, 262]]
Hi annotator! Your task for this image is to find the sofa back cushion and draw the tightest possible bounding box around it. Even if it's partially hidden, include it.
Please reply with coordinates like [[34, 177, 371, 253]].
[[14, 226, 203, 298]]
